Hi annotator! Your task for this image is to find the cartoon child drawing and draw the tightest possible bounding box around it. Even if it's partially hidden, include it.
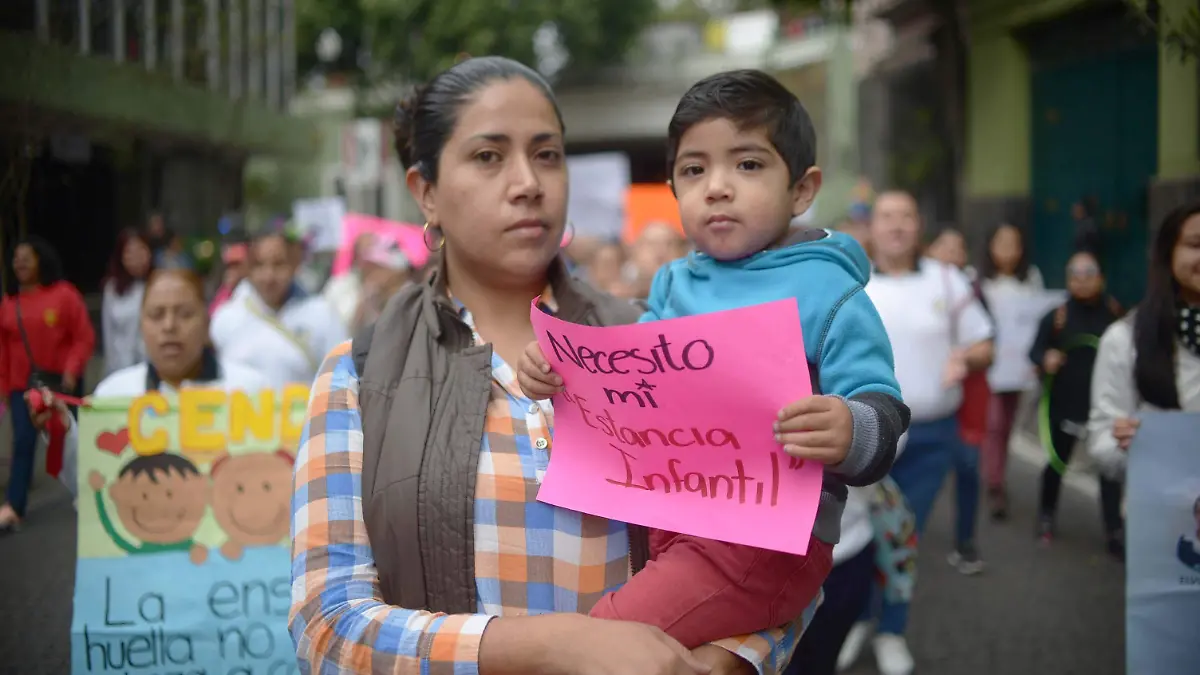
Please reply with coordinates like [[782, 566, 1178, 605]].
[[210, 450, 294, 560], [88, 453, 209, 564], [1177, 495, 1200, 573]]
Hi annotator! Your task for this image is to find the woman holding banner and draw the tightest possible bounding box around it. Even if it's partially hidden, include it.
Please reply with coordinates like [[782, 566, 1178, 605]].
[[26, 269, 270, 499], [1089, 202, 1200, 674], [289, 56, 803, 675], [1088, 203, 1200, 515]]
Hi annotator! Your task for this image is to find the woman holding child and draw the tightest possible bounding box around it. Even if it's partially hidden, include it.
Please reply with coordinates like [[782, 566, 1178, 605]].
[[288, 58, 908, 675]]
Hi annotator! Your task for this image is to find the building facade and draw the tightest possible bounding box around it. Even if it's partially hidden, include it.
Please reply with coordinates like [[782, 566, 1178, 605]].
[[963, 0, 1199, 303], [0, 0, 316, 292]]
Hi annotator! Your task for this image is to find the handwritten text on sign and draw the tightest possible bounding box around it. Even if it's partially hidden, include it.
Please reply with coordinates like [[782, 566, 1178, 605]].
[[532, 299, 823, 555]]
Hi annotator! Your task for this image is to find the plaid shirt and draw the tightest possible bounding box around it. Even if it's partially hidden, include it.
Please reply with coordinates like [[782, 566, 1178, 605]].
[[290, 301, 805, 675]]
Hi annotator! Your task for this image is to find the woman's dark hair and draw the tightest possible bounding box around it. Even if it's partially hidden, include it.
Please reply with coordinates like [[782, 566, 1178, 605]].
[[142, 269, 209, 309], [979, 222, 1032, 282], [14, 235, 65, 287], [393, 56, 562, 183], [106, 228, 155, 295], [1133, 200, 1200, 410]]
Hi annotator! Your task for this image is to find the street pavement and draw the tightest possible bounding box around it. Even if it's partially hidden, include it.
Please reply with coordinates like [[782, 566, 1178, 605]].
[[0, 435, 1124, 675]]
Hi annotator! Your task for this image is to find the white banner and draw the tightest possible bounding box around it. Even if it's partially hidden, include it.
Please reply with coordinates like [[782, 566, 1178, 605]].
[[342, 118, 383, 189], [566, 153, 630, 240], [1126, 411, 1200, 675], [983, 288, 1065, 392], [293, 196, 347, 252]]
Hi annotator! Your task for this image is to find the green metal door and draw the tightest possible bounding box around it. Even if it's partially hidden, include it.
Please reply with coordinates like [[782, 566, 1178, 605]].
[[1031, 46, 1159, 304]]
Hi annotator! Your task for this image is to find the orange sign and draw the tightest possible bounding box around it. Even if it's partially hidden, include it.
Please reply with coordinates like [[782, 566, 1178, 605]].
[[622, 184, 684, 244]]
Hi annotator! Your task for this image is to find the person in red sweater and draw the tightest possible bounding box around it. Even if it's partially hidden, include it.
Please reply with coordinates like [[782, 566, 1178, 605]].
[[0, 236, 95, 531]]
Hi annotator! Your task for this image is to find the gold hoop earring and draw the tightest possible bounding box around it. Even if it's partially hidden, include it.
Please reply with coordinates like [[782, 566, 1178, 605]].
[[422, 221, 445, 252], [561, 220, 576, 248]]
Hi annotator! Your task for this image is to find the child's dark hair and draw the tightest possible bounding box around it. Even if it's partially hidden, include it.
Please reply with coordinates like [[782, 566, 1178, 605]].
[[118, 453, 201, 482], [667, 69, 817, 186], [979, 222, 1032, 282], [395, 56, 562, 183]]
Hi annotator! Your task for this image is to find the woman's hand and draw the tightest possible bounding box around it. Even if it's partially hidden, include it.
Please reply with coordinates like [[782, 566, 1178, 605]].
[[25, 388, 70, 433], [1042, 349, 1066, 375], [1113, 417, 1140, 451], [516, 341, 564, 401], [942, 349, 968, 387], [481, 614, 711, 675]]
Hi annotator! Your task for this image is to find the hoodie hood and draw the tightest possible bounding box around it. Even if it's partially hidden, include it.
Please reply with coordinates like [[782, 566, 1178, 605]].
[[687, 228, 871, 285]]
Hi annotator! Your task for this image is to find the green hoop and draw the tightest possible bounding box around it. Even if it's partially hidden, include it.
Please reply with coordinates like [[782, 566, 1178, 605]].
[[1038, 333, 1101, 475]]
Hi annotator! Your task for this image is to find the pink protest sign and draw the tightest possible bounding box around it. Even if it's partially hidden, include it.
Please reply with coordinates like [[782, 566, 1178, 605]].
[[532, 298, 822, 555], [331, 213, 430, 276]]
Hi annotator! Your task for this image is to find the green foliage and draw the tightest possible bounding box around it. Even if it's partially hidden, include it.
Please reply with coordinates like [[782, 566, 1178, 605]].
[[296, 0, 369, 76], [297, 0, 658, 82], [1124, 0, 1200, 61]]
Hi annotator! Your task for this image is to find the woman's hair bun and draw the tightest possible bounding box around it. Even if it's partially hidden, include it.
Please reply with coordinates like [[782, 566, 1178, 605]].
[[393, 84, 425, 170]]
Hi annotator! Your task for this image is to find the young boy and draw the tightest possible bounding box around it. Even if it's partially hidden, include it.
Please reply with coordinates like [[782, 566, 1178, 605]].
[[517, 69, 910, 646]]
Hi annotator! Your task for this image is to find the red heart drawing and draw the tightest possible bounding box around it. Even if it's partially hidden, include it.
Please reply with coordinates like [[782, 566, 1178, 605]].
[[96, 428, 130, 456]]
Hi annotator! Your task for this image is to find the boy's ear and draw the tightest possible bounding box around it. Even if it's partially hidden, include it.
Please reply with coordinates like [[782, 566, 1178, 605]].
[[790, 167, 822, 217]]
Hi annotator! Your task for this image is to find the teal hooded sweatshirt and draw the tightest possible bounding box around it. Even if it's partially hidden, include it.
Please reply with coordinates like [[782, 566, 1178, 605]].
[[641, 228, 900, 403]]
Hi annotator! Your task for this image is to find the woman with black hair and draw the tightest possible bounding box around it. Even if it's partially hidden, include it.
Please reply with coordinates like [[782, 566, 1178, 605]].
[[102, 228, 155, 375], [27, 269, 270, 512], [1028, 250, 1124, 555], [978, 222, 1044, 520], [0, 236, 95, 531], [1088, 201, 1200, 509], [287, 56, 798, 675]]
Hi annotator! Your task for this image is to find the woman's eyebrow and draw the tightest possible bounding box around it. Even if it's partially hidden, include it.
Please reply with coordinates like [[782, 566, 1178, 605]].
[[466, 132, 562, 144]]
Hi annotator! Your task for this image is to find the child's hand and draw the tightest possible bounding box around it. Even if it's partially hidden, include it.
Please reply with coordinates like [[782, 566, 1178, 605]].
[[774, 395, 853, 464], [517, 340, 564, 400]]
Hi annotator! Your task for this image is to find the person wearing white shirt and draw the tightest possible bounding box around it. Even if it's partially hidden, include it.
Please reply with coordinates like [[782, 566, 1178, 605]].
[[1088, 202, 1200, 559], [977, 222, 1044, 520], [211, 233, 348, 388], [839, 191, 994, 675], [101, 230, 154, 375], [24, 269, 273, 503]]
